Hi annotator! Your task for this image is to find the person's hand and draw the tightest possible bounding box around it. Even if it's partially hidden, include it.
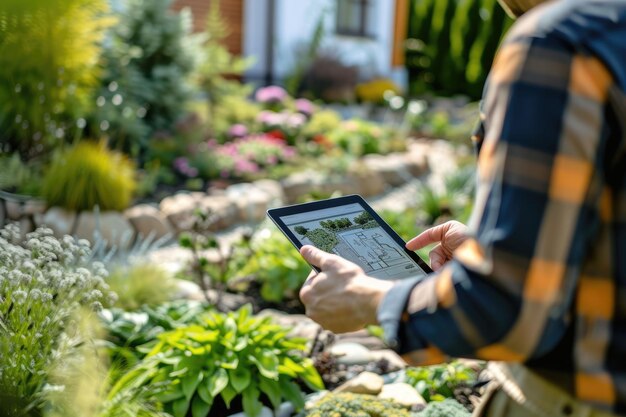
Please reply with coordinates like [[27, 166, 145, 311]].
[[406, 221, 469, 271], [299, 245, 394, 333]]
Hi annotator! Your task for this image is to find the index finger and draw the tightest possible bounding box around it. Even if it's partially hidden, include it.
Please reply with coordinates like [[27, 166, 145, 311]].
[[300, 245, 331, 270], [406, 225, 446, 251]]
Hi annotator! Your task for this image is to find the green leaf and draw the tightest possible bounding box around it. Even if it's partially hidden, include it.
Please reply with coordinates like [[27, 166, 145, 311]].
[[182, 371, 204, 400], [242, 386, 263, 417], [191, 395, 212, 417], [259, 377, 282, 410], [237, 304, 252, 325], [201, 368, 228, 399], [220, 350, 239, 369], [220, 385, 237, 408], [278, 378, 304, 410], [300, 362, 324, 391], [250, 350, 279, 379], [173, 397, 190, 417], [229, 367, 251, 393]]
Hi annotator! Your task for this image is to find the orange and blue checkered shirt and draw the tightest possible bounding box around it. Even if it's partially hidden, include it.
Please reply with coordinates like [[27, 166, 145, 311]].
[[378, 0, 626, 413]]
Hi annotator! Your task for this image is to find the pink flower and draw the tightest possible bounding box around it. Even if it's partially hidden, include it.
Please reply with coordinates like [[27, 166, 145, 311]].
[[255, 85, 288, 103], [295, 98, 314, 116], [228, 123, 248, 137], [286, 113, 306, 128]]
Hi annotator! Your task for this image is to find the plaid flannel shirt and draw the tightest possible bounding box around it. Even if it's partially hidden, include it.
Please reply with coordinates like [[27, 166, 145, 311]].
[[378, 0, 626, 413]]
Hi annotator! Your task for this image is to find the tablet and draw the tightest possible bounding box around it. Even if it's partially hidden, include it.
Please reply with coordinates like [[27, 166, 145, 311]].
[[267, 195, 432, 280]]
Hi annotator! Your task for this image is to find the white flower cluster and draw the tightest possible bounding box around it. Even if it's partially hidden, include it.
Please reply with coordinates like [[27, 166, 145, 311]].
[[0, 223, 118, 400]]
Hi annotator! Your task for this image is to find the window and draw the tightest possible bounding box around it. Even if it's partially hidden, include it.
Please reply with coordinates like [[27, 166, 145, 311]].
[[336, 0, 372, 38]]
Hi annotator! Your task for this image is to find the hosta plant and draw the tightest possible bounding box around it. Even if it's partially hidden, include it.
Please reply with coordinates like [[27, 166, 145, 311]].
[[110, 305, 324, 417]]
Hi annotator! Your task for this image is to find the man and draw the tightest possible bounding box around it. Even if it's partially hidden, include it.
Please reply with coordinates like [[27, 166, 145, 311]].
[[299, 0, 626, 415]]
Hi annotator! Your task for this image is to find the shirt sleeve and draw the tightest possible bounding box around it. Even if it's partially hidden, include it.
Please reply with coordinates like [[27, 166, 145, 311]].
[[378, 15, 614, 365]]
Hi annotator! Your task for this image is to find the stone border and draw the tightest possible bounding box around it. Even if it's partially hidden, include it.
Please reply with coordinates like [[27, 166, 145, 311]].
[[2, 140, 443, 248]]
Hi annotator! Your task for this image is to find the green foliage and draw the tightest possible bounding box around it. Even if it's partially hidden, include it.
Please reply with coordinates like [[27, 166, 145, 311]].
[[0, 224, 116, 414], [405, 361, 478, 403], [178, 209, 253, 308], [0, 154, 42, 196], [42, 141, 136, 211], [302, 109, 343, 139], [0, 0, 110, 159], [354, 211, 374, 225], [306, 393, 412, 417], [110, 305, 324, 417], [106, 263, 177, 311], [305, 228, 338, 253], [235, 228, 310, 303], [406, 0, 513, 99], [96, 0, 201, 155], [101, 300, 211, 367], [197, 0, 253, 137], [211, 96, 262, 141], [418, 398, 470, 417], [329, 120, 399, 156]]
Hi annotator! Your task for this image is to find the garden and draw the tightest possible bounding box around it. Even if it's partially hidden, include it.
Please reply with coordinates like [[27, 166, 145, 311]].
[[0, 0, 510, 416]]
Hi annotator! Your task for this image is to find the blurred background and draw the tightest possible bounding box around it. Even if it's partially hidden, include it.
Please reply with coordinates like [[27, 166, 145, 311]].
[[0, 0, 511, 230]]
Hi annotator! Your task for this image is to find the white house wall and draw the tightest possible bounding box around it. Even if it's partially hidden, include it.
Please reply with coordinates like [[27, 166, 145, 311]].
[[243, 0, 400, 86]]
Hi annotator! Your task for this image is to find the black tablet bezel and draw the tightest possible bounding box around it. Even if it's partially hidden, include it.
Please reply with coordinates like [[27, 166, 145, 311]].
[[266, 194, 433, 276]]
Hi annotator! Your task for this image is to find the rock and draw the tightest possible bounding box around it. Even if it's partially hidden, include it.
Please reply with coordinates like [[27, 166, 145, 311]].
[[22, 199, 47, 216], [198, 195, 239, 231], [368, 349, 407, 371], [125, 204, 174, 240], [4, 200, 22, 220], [227, 406, 273, 417], [363, 154, 412, 186], [39, 207, 77, 237], [253, 179, 285, 205], [403, 151, 429, 177], [276, 401, 295, 417], [333, 371, 384, 395], [74, 210, 135, 248], [334, 329, 388, 350], [281, 171, 319, 202], [347, 165, 386, 197], [172, 279, 205, 301], [226, 184, 272, 222], [378, 383, 426, 407], [330, 342, 373, 365], [159, 192, 198, 232]]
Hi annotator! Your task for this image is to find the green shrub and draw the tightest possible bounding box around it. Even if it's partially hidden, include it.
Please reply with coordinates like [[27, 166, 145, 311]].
[[406, 0, 513, 99], [0, 0, 110, 159], [110, 305, 323, 417], [235, 228, 310, 303], [0, 153, 42, 196], [302, 109, 342, 139], [306, 393, 412, 417], [419, 398, 470, 417], [96, 0, 202, 155], [329, 119, 404, 156], [106, 263, 177, 311], [42, 141, 136, 211], [406, 361, 478, 403]]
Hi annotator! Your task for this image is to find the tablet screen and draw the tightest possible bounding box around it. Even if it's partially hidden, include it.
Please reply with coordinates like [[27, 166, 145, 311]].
[[277, 202, 428, 280]]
